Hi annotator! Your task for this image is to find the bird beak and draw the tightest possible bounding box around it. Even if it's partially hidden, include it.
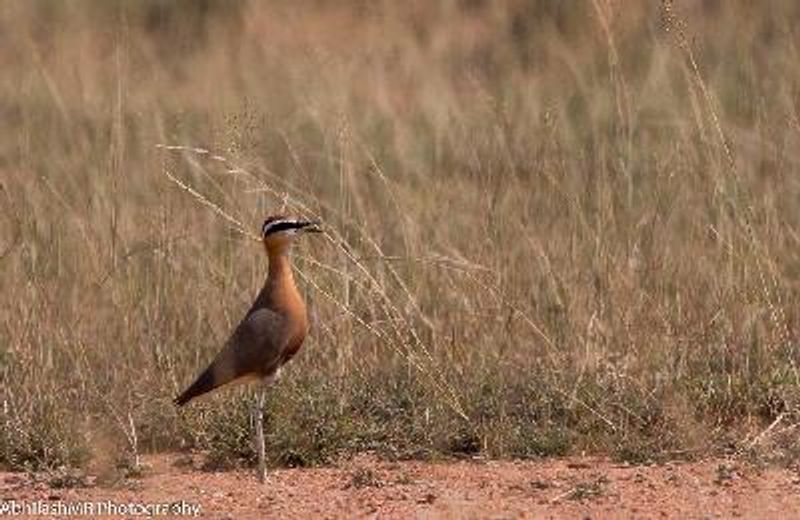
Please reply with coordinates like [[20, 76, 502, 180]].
[[300, 220, 323, 233]]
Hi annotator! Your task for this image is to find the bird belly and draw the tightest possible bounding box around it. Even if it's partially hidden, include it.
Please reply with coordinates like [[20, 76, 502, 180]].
[[281, 332, 306, 363]]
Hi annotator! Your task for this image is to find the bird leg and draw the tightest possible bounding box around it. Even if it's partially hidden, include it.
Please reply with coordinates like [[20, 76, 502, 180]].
[[253, 387, 268, 483]]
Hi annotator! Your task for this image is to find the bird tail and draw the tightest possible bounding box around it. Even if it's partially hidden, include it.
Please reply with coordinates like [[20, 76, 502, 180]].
[[174, 366, 217, 406], [174, 351, 257, 406]]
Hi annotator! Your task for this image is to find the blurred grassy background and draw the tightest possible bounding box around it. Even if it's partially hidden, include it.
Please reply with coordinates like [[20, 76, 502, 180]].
[[2, 0, 800, 473]]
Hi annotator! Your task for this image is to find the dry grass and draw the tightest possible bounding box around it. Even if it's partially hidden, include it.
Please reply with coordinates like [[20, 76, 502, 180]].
[[2, 0, 800, 472]]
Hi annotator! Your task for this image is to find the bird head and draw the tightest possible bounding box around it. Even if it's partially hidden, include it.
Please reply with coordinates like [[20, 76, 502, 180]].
[[261, 215, 322, 254]]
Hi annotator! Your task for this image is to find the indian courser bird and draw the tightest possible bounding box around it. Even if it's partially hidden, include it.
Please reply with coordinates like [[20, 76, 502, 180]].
[[174, 215, 321, 481]]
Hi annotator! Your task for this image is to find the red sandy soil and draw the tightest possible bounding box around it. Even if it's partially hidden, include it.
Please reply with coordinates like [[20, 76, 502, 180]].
[[3, 453, 800, 519]]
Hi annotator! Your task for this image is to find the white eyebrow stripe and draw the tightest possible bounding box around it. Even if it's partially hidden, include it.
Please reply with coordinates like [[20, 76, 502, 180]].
[[263, 219, 302, 235]]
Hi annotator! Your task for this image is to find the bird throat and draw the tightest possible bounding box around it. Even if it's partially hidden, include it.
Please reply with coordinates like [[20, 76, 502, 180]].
[[265, 250, 301, 314]]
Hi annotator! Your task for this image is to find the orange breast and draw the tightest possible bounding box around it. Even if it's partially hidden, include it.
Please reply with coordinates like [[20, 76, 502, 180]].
[[264, 251, 309, 365], [281, 291, 308, 362]]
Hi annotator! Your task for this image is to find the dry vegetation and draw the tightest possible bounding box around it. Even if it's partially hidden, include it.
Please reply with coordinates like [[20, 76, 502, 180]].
[[2, 0, 800, 474]]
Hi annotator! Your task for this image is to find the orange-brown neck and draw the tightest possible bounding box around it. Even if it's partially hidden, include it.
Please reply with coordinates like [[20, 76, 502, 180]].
[[263, 248, 304, 324], [267, 248, 293, 283], [265, 250, 299, 308], [264, 249, 308, 358]]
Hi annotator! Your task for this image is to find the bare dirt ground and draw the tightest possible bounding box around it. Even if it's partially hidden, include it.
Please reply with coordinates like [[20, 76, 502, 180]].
[[3, 453, 800, 519]]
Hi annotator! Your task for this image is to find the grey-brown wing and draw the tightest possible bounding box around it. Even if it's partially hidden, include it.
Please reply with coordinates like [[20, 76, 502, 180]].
[[174, 308, 287, 406]]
